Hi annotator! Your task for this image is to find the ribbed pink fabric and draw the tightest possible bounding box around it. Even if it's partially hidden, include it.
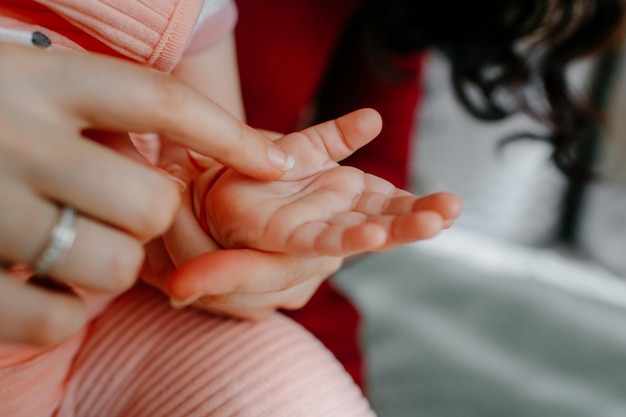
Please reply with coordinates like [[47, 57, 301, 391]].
[[35, 0, 203, 71], [1, 284, 376, 417], [0, 327, 87, 416]]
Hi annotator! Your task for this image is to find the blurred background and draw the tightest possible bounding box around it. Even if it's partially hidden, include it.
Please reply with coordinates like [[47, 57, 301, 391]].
[[334, 47, 626, 417]]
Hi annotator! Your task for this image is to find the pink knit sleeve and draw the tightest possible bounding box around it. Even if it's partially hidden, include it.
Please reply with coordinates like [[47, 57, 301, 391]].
[[35, 0, 204, 71]]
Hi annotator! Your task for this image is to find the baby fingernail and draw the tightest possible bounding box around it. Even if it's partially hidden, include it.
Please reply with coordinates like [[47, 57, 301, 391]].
[[267, 146, 295, 171], [170, 294, 202, 309]]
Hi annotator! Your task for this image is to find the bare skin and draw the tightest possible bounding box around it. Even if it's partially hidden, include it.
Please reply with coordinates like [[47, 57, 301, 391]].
[[0, 43, 293, 345], [205, 109, 459, 256], [159, 109, 462, 313], [131, 35, 347, 320]]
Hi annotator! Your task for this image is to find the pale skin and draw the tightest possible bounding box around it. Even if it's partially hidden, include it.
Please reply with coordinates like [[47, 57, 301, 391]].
[[204, 109, 458, 257], [141, 34, 351, 318], [142, 36, 461, 319], [146, 109, 461, 319], [0, 42, 295, 345], [0, 30, 459, 344]]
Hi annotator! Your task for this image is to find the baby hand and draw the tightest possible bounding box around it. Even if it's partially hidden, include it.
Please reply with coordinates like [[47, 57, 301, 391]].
[[203, 108, 462, 257]]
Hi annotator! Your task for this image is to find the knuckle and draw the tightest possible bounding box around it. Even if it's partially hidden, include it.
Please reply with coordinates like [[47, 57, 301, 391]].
[[148, 73, 188, 128], [25, 298, 85, 345], [103, 240, 144, 292], [133, 178, 180, 239], [0, 191, 56, 264]]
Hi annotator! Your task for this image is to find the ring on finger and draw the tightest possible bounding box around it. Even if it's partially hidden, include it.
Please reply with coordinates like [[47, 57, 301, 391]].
[[33, 205, 78, 276]]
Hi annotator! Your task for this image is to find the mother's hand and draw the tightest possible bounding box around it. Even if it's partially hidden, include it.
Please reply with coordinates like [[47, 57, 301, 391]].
[[0, 43, 293, 345]]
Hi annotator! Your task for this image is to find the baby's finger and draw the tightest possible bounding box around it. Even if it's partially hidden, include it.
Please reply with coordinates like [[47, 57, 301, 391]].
[[371, 211, 445, 252], [287, 108, 382, 162], [411, 192, 463, 220], [167, 249, 341, 305], [383, 193, 461, 231], [194, 277, 326, 321], [355, 190, 462, 220], [286, 222, 388, 256], [0, 272, 85, 345]]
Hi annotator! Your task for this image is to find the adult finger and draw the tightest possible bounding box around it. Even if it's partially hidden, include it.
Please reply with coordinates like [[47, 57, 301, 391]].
[[13, 129, 182, 242], [2, 44, 295, 180], [0, 272, 85, 345], [0, 187, 144, 294]]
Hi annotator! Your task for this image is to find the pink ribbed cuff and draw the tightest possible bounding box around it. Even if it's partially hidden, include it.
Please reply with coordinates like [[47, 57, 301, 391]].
[[37, 0, 204, 71]]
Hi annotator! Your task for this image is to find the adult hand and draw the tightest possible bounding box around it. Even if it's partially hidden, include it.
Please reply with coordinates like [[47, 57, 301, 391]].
[[0, 43, 294, 345]]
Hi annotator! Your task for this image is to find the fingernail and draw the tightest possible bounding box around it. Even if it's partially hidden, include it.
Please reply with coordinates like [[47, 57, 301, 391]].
[[267, 146, 295, 171], [161, 164, 187, 192], [170, 294, 202, 309]]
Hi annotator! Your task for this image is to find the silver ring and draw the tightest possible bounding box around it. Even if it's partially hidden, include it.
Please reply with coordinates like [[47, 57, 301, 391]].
[[34, 206, 77, 276]]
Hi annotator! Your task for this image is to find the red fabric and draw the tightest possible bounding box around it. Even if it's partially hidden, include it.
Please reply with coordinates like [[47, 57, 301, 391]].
[[236, 0, 425, 391], [315, 41, 424, 190], [236, 0, 362, 133]]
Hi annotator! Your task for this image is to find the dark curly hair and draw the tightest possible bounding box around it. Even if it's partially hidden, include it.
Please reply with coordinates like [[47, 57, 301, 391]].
[[357, 0, 626, 178]]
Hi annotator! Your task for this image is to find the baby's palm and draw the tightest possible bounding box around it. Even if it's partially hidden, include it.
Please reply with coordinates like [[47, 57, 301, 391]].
[[204, 109, 461, 257]]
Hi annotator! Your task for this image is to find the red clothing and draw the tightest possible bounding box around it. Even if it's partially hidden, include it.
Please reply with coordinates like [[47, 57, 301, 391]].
[[235, 0, 425, 389]]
